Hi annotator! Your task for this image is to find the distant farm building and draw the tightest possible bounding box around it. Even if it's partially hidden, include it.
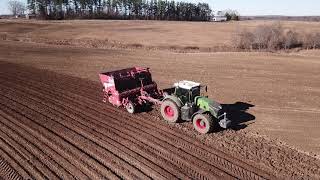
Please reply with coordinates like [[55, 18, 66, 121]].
[[212, 11, 227, 22]]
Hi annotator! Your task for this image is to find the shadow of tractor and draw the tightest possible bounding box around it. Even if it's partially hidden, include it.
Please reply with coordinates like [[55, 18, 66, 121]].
[[221, 102, 256, 131]]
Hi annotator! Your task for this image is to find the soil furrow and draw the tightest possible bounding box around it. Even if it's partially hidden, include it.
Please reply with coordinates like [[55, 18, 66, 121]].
[[0, 121, 60, 179], [0, 133, 44, 179], [0, 111, 77, 179], [0, 104, 118, 180], [0, 93, 145, 180], [0, 157, 22, 180], [0, 149, 30, 179], [0, 111, 97, 180]]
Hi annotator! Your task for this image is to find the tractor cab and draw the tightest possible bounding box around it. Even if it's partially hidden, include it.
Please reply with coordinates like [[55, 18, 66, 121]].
[[173, 80, 203, 104]]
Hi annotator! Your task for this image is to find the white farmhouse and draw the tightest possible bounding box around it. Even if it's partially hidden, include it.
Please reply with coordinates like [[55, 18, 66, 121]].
[[212, 11, 227, 22]]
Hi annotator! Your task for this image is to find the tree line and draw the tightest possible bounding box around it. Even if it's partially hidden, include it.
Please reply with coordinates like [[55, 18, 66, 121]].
[[27, 0, 212, 21], [234, 23, 320, 51]]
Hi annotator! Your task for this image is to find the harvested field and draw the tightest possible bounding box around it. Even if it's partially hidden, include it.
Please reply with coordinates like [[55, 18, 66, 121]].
[[1, 19, 320, 51], [0, 19, 320, 179]]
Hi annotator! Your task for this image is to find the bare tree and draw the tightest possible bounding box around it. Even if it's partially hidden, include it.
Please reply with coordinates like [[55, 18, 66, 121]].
[[252, 23, 285, 51], [253, 25, 269, 50], [235, 22, 320, 51], [233, 28, 254, 50], [303, 32, 320, 49], [223, 9, 240, 21], [8, 0, 25, 16], [315, 33, 320, 49], [284, 30, 300, 49], [266, 23, 284, 50]]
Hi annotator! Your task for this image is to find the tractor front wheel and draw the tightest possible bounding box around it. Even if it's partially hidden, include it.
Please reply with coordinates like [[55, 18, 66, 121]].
[[160, 100, 180, 123], [125, 101, 135, 114], [192, 114, 214, 134]]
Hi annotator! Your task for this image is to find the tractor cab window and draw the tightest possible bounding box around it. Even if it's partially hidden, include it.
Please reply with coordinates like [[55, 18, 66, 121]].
[[175, 87, 201, 103], [175, 87, 189, 103], [190, 87, 200, 101], [175, 87, 189, 97]]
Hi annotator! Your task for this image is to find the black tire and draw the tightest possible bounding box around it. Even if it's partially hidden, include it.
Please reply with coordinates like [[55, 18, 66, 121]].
[[125, 101, 135, 114], [192, 113, 214, 134], [160, 100, 180, 123]]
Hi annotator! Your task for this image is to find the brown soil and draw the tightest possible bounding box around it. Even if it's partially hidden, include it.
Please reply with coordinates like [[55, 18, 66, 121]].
[[1, 40, 319, 156]]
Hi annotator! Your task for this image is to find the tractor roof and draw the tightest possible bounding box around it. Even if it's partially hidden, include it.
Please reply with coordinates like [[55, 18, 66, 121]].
[[174, 80, 200, 90]]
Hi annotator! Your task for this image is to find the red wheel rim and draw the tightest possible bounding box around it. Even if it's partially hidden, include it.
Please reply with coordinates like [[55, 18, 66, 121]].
[[164, 106, 174, 117], [196, 119, 206, 129]]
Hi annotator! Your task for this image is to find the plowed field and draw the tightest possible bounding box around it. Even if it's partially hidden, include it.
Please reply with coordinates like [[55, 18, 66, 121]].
[[0, 61, 320, 179], [0, 62, 275, 179]]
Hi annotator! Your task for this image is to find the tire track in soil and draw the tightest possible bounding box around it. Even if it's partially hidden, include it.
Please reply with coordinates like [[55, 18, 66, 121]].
[[0, 61, 276, 179], [0, 156, 22, 180], [0, 68, 272, 179], [0, 79, 223, 179]]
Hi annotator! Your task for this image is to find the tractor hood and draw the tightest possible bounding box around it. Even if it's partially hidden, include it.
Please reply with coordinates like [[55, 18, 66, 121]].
[[208, 100, 222, 112], [196, 96, 222, 117], [208, 100, 223, 117]]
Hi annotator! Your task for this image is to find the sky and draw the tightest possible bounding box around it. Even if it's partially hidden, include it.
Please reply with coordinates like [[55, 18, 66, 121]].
[[0, 0, 319, 16]]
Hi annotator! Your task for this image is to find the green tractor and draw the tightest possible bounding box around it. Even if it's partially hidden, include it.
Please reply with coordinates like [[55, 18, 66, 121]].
[[160, 80, 231, 134]]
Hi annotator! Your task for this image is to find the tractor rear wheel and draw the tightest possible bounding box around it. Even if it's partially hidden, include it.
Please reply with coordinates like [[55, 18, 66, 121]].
[[192, 113, 214, 134], [160, 100, 180, 123], [125, 101, 135, 114]]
